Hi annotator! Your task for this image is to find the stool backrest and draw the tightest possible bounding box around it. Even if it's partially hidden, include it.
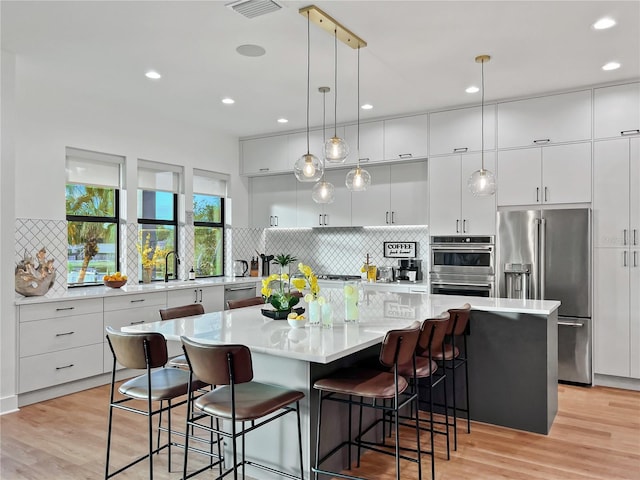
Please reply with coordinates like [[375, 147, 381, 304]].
[[379, 321, 421, 368], [105, 326, 168, 369], [446, 303, 472, 336], [226, 296, 265, 310], [159, 303, 205, 321], [181, 337, 253, 386], [416, 311, 450, 356]]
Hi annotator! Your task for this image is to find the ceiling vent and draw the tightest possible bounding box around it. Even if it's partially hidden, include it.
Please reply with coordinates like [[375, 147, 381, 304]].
[[226, 0, 282, 19]]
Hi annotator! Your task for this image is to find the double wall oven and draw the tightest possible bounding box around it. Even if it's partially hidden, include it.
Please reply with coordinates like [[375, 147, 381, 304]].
[[429, 236, 495, 297]]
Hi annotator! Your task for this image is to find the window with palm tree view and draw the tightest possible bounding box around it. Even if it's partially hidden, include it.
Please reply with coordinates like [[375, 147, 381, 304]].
[[137, 190, 178, 282], [194, 194, 224, 277], [66, 185, 119, 286]]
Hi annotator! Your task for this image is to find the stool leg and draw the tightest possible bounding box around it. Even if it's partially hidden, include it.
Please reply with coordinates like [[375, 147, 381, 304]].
[[182, 391, 192, 480], [242, 421, 246, 480], [296, 401, 305, 480], [356, 398, 363, 468], [464, 335, 471, 434], [105, 370, 116, 480], [216, 418, 223, 476], [167, 399, 172, 472], [442, 371, 451, 460], [348, 394, 353, 469], [314, 390, 324, 480], [450, 351, 458, 451], [394, 394, 400, 480], [413, 391, 423, 480], [147, 386, 154, 479]]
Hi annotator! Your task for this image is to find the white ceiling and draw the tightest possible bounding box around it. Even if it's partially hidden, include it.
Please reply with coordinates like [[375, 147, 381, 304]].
[[2, 0, 639, 138]]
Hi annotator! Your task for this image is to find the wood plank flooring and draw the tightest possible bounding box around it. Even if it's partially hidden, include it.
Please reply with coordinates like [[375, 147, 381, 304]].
[[1, 384, 639, 479]]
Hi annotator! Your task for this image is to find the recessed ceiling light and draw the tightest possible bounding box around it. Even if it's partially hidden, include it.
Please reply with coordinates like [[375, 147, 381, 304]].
[[145, 70, 162, 80], [236, 44, 266, 57], [602, 61, 621, 71], [277, 118, 288, 124], [221, 97, 235, 104], [593, 17, 616, 30], [465, 86, 480, 93], [361, 104, 373, 110]]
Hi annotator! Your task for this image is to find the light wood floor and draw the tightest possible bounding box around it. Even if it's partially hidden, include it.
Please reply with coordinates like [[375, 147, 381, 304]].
[[1, 384, 639, 479]]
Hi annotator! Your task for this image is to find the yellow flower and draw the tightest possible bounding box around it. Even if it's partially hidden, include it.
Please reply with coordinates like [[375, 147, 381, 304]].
[[299, 263, 312, 277], [137, 233, 169, 269], [261, 285, 272, 297], [291, 278, 306, 290]]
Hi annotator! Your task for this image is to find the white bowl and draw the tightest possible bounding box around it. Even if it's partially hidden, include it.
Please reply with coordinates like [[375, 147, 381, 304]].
[[287, 317, 307, 329]]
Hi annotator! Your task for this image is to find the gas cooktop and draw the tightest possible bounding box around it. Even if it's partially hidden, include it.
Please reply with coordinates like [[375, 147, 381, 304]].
[[317, 274, 362, 281]]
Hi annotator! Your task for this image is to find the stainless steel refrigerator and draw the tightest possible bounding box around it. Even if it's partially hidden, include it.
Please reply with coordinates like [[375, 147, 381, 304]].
[[496, 208, 591, 384]]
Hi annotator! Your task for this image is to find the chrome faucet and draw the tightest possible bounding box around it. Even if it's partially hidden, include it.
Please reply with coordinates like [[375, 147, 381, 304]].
[[164, 251, 181, 282]]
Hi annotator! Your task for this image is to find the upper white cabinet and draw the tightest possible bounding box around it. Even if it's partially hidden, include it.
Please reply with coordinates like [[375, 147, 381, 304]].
[[241, 135, 289, 175], [497, 142, 591, 206], [429, 152, 496, 235], [343, 121, 384, 166], [351, 161, 427, 226], [383, 115, 428, 161], [497, 90, 591, 149], [429, 105, 496, 156], [288, 129, 327, 168], [594, 82, 640, 140], [296, 169, 352, 227], [250, 174, 298, 228]]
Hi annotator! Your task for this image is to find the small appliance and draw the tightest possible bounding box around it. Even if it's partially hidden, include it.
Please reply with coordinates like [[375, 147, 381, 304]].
[[395, 259, 422, 282], [233, 260, 249, 277]]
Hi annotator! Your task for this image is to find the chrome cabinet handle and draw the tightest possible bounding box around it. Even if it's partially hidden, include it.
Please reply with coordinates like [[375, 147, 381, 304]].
[[558, 321, 584, 327], [55, 364, 74, 370], [274, 216, 278, 227], [624, 229, 628, 246], [463, 219, 467, 233], [324, 214, 328, 226], [621, 129, 640, 136], [533, 138, 550, 144], [536, 187, 540, 202], [634, 251, 638, 267], [130, 299, 145, 303], [198, 289, 203, 303], [55, 306, 75, 311], [319, 214, 323, 226], [259, 167, 270, 172], [360, 157, 370, 163], [634, 229, 638, 246], [55, 331, 75, 337], [391, 211, 395, 224], [453, 147, 468, 153], [226, 286, 255, 292], [398, 153, 413, 159], [385, 211, 390, 224], [544, 186, 548, 202], [456, 219, 460, 233], [624, 251, 628, 267], [194, 289, 198, 303]]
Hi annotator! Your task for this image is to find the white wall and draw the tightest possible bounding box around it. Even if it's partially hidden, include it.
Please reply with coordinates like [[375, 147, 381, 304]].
[[1, 50, 248, 412]]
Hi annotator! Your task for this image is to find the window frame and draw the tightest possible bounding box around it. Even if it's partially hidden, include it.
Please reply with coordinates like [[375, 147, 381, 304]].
[[193, 194, 225, 278]]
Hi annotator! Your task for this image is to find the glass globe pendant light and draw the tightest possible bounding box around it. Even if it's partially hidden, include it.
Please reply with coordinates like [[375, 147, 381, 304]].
[[346, 46, 371, 192], [468, 54, 496, 196], [324, 28, 349, 164], [313, 87, 335, 204], [294, 11, 323, 183]]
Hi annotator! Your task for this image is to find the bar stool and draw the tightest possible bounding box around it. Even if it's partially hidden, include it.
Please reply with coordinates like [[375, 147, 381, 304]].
[[312, 322, 422, 480], [431, 303, 472, 450], [226, 296, 265, 309], [159, 304, 205, 369], [104, 327, 207, 479], [181, 337, 305, 480]]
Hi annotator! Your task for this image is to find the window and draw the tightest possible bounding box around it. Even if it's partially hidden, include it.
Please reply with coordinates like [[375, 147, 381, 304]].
[[65, 148, 122, 286], [193, 170, 227, 277], [137, 161, 181, 282]]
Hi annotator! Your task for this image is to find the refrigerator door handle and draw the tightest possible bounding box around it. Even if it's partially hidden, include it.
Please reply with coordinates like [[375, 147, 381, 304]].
[[540, 218, 546, 300]]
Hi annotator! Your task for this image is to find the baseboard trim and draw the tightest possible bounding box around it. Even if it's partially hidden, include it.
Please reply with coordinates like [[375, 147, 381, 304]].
[[593, 374, 640, 391], [0, 395, 19, 415]]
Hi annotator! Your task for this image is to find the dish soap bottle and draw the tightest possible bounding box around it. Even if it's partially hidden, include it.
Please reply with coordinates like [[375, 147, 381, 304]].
[[188, 267, 196, 280]]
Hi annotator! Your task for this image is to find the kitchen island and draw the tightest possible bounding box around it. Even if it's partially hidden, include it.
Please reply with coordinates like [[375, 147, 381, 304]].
[[124, 288, 560, 479]]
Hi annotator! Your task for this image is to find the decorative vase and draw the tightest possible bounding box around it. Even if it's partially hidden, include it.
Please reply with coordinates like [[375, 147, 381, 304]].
[[142, 267, 153, 284], [308, 299, 321, 326]]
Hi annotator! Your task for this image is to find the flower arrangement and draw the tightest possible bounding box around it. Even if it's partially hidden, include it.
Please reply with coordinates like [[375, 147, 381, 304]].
[[261, 254, 301, 311], [137, 233, 169, 270], [292, 263, 321, 302]]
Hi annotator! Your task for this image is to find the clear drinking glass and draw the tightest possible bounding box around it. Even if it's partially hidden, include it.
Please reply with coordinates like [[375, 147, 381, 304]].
[[344, 281, 359, 323]]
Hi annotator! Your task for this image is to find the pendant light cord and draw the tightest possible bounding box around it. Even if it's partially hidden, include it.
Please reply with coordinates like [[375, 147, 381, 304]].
[[480, 57, 485, 171], [321, 89, 327, 180], [334, 28, 338, 137], [306, 12, 311, 155], [356, 45, 361, 167]]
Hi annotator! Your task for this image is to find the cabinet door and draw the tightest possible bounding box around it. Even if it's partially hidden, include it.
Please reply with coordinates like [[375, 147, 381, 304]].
[[542, 142, 591, 204], [497, 148, 542, 206], [389, 161, 428, 225], [241, 135, 289, 175], [383, 115, 428, 161], [429, 105, 496, 156], [429, 155, 462, 235], [288, 129, 324, 171], [296, 180, 322, 227], [594, 83, 640, 139], [631, 138, 640, 244], [593, 139, 630, 247], [497, 90, 591, 148], [461, 152, 496, 235], [631, 248, 640, 378], [322, 169, 352, 227], [250, 175, 297, 228], [593, 248, 630, 377], [166, 287, 200, 307], [199, 285, 224, 312], [351, 165, 390, 226], [343, 121, 384, 165]]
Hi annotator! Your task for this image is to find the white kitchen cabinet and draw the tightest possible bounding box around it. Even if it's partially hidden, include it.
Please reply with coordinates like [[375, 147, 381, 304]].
[[18, 298, 104, 393], [429, 105, 496, 156], [343, 121, 384, 166], [250, 174, 298, 228], [351, 161, 427, 226], [296, 169, 351, 227], [593, 138, 640, 248], [383, 115, 428, 161], [429, 152, 496, 235], [241, 135, 289, 175], [287, 129, 325, 168], [594, 82, 640, 140], [166, 285, 224, 312], [497, 90, 591, 149], [497, 142, 591, 206]]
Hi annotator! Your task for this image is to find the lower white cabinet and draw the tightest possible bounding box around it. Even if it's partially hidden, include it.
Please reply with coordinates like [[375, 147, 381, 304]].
[[18, 298, 104, 393], [166, 285, 224, 312], [429, 152, 496, 235], [593, 247, 640, 379], [250, 174, 298, 228]]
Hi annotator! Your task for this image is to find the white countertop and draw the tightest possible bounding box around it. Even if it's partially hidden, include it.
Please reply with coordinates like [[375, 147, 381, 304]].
[[14, 276, 262, 305], [123, 288, 560, 364]]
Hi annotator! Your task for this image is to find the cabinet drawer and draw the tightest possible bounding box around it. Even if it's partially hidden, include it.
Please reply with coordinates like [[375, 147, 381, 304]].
[[20, 312, 104, 358], [19, 344, 104, 393], [104, 304, 164, 330], [19, 298, 103, 322], [104, 292, 166, 312]]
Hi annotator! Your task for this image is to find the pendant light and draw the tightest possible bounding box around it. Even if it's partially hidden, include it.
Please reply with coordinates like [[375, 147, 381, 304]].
[[294, 11, 323, 183], [346, 46, 371, 192], [467, 54, 496, 196], [324, 27, 349, 163], [312, 87, 335, 204]]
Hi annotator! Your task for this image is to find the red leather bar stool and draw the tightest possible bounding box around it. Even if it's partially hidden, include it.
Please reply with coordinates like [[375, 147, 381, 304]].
[[181, 338, 305, 480], [312, 322, 423, 480], [430, 303, 472, 450]]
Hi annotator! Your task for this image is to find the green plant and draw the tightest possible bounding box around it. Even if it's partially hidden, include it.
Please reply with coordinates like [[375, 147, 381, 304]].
[[261, 254, 300, 311]]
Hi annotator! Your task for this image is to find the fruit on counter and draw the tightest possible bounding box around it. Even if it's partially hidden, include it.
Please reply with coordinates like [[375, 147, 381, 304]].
[[104, 272, 127, 281], [287, 312, 305, 320]]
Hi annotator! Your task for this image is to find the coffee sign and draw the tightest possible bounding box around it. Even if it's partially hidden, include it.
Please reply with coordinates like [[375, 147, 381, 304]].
[[383, 242, 417, 258]]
